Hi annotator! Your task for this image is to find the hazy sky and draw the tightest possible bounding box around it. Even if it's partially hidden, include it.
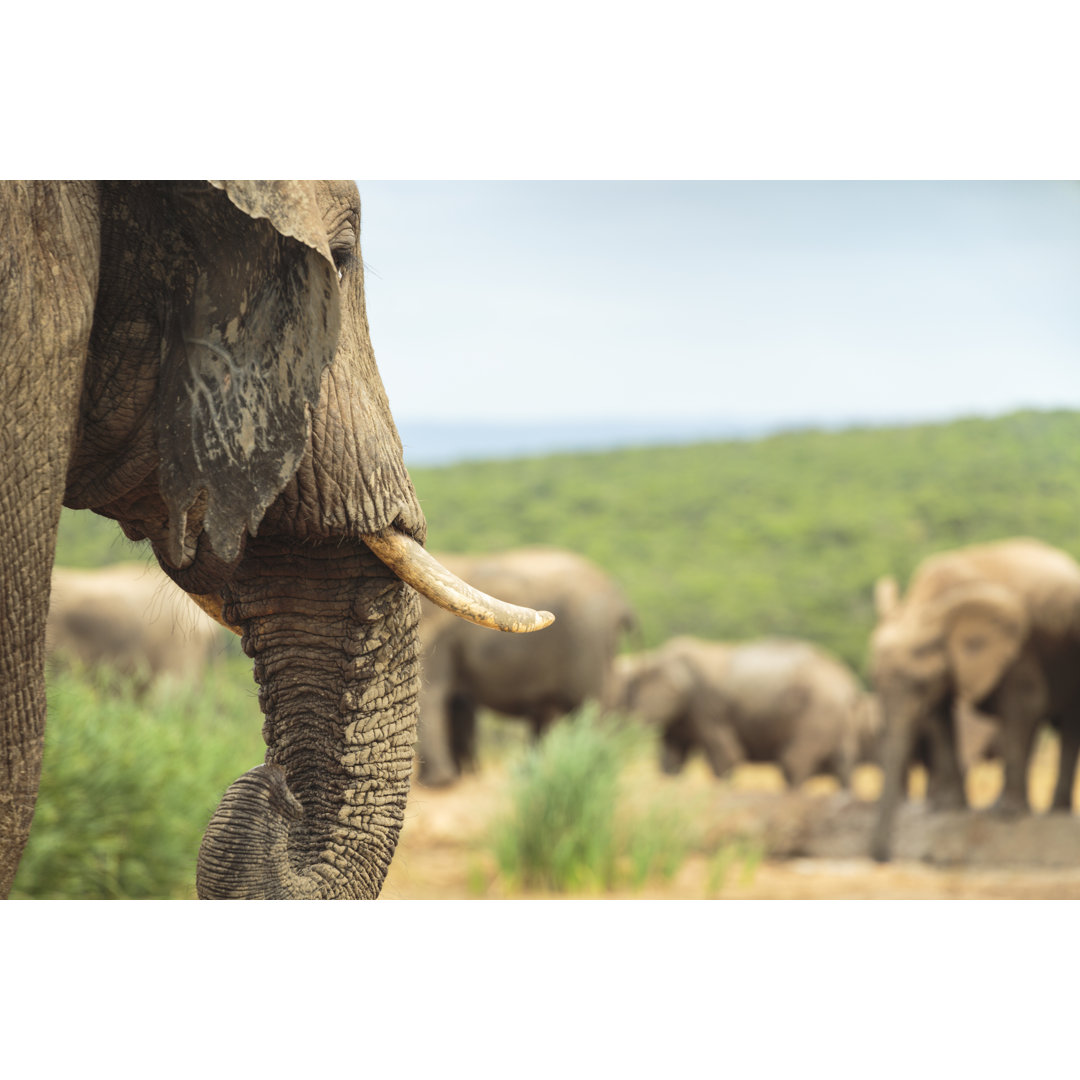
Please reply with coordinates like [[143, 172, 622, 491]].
[[357, 181, 1080, 426]]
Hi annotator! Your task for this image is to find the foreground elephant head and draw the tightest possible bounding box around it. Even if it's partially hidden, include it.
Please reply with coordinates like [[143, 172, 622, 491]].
[[0, 181, 551, 899], [868, 537, 1080, 862]]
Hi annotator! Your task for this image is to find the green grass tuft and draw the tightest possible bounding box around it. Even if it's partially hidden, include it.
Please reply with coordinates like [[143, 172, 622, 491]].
[[490, 706, 699, 893]]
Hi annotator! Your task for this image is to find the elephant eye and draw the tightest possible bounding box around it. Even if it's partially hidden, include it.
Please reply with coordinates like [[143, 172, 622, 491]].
[[332, 250, 359, 283], [911, 637, 943, 659]]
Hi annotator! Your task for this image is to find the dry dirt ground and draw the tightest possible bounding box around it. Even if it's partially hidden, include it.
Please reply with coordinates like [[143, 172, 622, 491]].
[[383, 731, 1080, 900]]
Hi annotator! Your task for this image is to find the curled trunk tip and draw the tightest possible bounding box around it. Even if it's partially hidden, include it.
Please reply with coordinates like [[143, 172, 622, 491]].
[[197, 764, 305, 899]]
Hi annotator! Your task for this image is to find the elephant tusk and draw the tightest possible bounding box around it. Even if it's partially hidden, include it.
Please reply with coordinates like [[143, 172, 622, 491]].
[[188, 591, 243, 636], [187, 534, 557, 636], [361, 531, 556, 633]]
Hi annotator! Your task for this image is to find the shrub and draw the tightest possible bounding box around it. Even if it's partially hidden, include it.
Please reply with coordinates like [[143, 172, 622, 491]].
[[10, 662, 264, 899], [490, 706, 696, 893]]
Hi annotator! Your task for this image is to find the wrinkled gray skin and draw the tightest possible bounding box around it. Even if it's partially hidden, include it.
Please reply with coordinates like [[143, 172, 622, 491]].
[[869, 538, 1080, 863], [47, 563, 226, 694], [615, 635, 877, 787], [416, 547, 636, 786], [0, 181, 426, 898]]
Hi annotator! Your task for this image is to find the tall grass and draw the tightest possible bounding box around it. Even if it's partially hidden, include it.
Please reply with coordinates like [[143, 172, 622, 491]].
[[490, 707, 697, 893], [11, 661, 265, 899]]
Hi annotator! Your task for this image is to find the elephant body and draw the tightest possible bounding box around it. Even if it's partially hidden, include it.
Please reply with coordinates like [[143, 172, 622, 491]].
[[0, 181, 542, 898], [46, 563, 225, 693], [416, 547, 635, 786], [869, 537, 1080, 862], [615, 635, 877, 788]]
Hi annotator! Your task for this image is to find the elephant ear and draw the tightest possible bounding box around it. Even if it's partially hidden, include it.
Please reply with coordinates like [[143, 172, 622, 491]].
[[157, 181, 340, 568], [941, 583, 1029, 707], [874, 576, 900, 620], [631, 650, 696, 725]]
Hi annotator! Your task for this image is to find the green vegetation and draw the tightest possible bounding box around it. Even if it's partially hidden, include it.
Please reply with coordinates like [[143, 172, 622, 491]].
[[489, 707, 697, 893], [39, 408, 1080, 896], [704, 837, 765, 898], [409, 410, 1080, 675], [11, 662, 264, 899]]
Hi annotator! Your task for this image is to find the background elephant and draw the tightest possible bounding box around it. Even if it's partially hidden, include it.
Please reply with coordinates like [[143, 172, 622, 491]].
[[415, 547, 636, 786], [614, 635, 878, 788], [859, 696, 1000, 770], [0, 181, 541, 899], [869, 537, 1080, 862], [46, 563, 226, 694]]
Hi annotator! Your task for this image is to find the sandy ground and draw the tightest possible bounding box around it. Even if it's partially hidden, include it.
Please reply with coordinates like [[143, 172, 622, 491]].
[[382, 729, 1080, 900]]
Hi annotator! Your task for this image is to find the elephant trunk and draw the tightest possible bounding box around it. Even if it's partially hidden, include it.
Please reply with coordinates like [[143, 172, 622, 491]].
[[869, 693, 920, 863], [196, 539, 419, 899]]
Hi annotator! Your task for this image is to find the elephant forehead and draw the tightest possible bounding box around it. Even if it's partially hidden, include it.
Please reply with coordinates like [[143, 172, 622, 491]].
[[870, 618, 906, 656]]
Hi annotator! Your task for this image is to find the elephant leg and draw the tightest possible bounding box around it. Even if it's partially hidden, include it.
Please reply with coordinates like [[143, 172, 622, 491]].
[[993, 714, 1040, 816], [1050, 713, 1080, 813], [448, 694, 478, 774], [416, 688, 459, 788], [834, 736, 859, 791], [779, 740, 827, 789], [697, 723, 743, 780], [0, 183, 99, 896], [990, 661, 1046, 815], [660, 729, 692, 775], [871, 702, 923, 862], [907, 734, 932, 800], [834, 756, 854, 791], [529, 704, 561, 743], [923, 703, 966, 812]]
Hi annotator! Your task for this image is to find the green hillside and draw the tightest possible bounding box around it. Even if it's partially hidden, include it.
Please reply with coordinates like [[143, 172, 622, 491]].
[[408, 409, 1080, 675], [55, 409, 1080, 679]]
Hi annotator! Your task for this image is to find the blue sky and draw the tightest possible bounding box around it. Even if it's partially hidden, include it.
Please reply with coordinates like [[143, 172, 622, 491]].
[[356, 181, 1080, 428]]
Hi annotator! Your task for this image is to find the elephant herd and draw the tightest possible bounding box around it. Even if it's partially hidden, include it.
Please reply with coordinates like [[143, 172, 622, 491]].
[[410, 536, 1080, 864], [33, 531, 1080, 871]]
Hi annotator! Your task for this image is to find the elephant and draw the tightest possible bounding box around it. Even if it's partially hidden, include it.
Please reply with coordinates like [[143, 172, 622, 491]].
[[0, 181, 552, 899], [614, 635, 879, 788], [46, 563, 226, 694], [415, 547, 636, 786], [868, 537, 1080, 863]]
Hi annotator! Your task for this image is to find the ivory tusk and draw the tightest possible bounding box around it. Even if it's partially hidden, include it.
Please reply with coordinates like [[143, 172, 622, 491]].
[[362, 531, 556, 633], [187, 533, 556, 637], [188, 591, 243, 636]]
